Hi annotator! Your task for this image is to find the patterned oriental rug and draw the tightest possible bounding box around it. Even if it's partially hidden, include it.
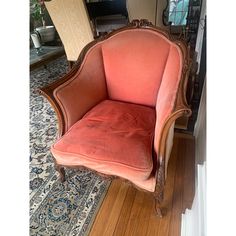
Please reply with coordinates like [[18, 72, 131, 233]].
[[30, 56, 111, 236]]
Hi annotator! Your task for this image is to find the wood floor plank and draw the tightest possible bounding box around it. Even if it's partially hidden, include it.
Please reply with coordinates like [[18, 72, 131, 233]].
[[168, 138, 186, 236], [183, 139, 195, 210], [102, 183, 130, 235], [135, 193, 156, 236], [123, 190, 146, 236], [113, 185, 137, 236], [156, 137, 179, 236]]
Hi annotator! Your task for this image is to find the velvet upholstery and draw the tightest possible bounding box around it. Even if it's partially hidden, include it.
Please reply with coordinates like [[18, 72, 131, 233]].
[[102, 29, 171, 107], [154, 45, 182, 157], [54, 44, 108, 131], [52, 100, 156, 192]]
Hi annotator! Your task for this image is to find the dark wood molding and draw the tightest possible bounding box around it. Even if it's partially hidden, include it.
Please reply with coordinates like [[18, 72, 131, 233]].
[[39, 19, 192, 217]]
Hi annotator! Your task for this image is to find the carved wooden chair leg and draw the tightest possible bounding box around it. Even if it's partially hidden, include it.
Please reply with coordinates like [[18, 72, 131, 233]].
[[154, 158, 165, 217], [56, 165, 65, 182], [154, 196, 163, 218], [154, 190, 164, 218]]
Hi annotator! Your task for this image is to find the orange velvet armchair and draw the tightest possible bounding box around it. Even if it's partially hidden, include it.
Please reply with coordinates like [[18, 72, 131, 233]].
[[40, 20, 191, 217]]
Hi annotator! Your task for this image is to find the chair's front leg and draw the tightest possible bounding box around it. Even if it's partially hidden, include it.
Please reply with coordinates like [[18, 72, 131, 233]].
[[154, 191, 164, 218], [55, 164, 65, 182], [154, 158, 165, 217]]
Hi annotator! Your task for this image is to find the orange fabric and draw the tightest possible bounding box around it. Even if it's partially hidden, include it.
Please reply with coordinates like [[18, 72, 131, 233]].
[[52, 100, 156, 191], [102, 29, 171, 107], [154, 45, 182, 156], [54, 43, 108, 131]]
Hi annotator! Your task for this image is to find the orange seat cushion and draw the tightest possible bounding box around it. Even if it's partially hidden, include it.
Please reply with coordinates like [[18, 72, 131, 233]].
[[52, 100, 157, 192]]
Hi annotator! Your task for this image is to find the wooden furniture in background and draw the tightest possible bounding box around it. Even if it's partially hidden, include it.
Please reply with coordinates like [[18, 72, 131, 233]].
[[30, 46, 65, 70], [86, 0, 128, 37], [44, 0, 94, 62], [127, 0, 169, 28]]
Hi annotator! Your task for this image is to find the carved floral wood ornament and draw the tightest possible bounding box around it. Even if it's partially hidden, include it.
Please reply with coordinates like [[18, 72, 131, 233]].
[[39, 19, 192, 217]]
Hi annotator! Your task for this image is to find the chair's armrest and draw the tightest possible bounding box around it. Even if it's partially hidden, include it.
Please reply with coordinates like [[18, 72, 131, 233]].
[[156, 46, 192, 167], [154, 49, 192, 194], [39, 44, 108, 136]]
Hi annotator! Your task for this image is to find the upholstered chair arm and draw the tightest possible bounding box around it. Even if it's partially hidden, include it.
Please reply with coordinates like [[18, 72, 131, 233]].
[[153, 43, 192, 203], [157, 84, 192, 177], [155, 42, 192, 173], [39, 44, 108, 137], [155, 106, 191, 174]]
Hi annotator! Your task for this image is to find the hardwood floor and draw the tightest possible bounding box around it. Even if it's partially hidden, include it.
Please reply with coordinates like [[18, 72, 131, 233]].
[[89, 134, 195, 236]]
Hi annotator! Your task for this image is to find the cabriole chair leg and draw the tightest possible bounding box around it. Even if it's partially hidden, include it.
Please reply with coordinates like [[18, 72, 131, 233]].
[[154, 197, 163, 218], [56, 165, 65, 182], [154, 190, 164, 218]]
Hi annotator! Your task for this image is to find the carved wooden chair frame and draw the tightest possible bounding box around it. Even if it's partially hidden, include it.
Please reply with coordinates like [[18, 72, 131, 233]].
[[39, 19, 192, 217]]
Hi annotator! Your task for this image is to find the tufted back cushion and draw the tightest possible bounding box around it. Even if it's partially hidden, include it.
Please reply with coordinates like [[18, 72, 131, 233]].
[[101, 29, 181, 107]]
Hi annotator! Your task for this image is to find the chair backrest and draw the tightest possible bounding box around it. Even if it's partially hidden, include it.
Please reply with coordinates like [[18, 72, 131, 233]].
[[101, 28, 183, 107]]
